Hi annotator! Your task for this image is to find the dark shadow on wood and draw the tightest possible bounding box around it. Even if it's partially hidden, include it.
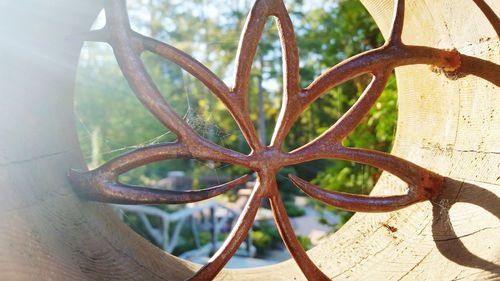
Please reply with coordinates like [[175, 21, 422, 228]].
[[432, 177, 500, 276]]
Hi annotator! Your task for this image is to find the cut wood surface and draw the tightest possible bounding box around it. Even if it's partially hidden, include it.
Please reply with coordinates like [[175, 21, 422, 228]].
[[0, 0, 498, 280]]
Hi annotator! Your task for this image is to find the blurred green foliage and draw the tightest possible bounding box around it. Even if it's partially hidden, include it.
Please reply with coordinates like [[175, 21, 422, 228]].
[[284, 201, 306, 217], [297, 235, 313, 251], [252, 220, 281, 256], [252, 230, 273, 255]]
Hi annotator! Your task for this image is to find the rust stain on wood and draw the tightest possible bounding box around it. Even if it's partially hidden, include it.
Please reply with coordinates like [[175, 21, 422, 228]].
[[381, 222, 398, 233]]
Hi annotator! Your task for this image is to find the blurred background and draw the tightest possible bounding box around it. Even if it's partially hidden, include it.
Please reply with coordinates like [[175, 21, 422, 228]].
[[74, 0, 397, 268]]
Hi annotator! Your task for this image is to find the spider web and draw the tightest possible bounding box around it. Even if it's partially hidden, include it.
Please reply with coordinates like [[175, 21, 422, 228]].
[[75, 67, 240, 185]]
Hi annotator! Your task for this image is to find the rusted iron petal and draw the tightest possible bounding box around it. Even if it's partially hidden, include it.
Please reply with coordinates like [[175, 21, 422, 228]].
[[269, 194, 330, 281], [68, 142, 251, 205], [266, 0, 301, 149], [287, 146, 444, 199], [231, 0, 293, 151], [298, 71, 391, 149], [473, 0, 500, 36], [189, 182, 264, 280], [69, 0, 500, 279], [136, 33, 232, 107], [69, 169, 249, 205], [290, 175, 427, 213]]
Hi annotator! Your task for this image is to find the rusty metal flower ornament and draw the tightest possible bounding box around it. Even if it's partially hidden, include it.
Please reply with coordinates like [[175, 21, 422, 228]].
[[69, 0, 499, 280]]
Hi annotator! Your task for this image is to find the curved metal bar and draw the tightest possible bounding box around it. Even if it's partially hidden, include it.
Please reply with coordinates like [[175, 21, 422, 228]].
[[231, 0, 283, 151], [233, 0, 286, 98], [68, 142, 251, 204], [189, 181, 264, 281], [104, 0, 197, 140], [92, 142, 190, 175], [135, 33, 232, 108], [269, 0, 301, 148], [275, 0, 300, 103], [289, 175, 423, 212], [69, 170, 249, 205], [77, 141, 250, 177], [473, 0, 500, 36], [287, 146, 444, 200], [292, 71, 391, 153], [305, 45, 462, 107], [269, 194, 330, 280], [319, 71, 390, 143], [333, 147, 444, 197]]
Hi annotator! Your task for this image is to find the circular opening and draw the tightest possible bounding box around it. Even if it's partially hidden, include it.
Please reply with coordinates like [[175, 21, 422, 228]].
[[74, 0, 396, 269]]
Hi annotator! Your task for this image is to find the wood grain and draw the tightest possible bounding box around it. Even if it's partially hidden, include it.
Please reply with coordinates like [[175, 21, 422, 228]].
[[0, 0, 498, 280]]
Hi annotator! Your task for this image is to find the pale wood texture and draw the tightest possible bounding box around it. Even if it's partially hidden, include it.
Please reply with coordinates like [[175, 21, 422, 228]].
[[0, 0, 498, 280]]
